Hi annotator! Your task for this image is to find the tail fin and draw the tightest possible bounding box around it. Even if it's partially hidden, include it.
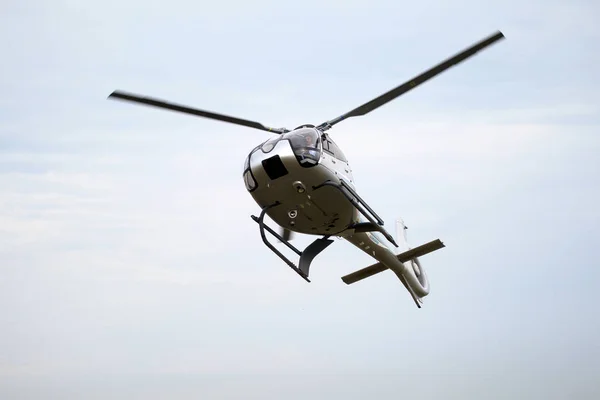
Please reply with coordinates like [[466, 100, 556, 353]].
[[395, 218, 410, 252]]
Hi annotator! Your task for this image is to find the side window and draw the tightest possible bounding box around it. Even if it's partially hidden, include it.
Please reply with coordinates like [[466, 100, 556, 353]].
[[244, 169, 257, 191], [242, 145, 261, 192], [321, 134, 348, 162], [331, 142, 347, 162], [322, 135, 333, 155]]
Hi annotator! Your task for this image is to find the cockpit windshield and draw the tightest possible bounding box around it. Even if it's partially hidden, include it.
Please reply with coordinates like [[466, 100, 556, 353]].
[[285, 128, 321, 166]]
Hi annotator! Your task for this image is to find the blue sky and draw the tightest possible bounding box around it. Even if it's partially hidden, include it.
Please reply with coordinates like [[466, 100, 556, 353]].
[[1, 0, 599, 398]]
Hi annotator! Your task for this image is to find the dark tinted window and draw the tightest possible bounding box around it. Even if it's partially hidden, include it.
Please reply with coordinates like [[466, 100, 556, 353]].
[[285, 128, 321, 166]]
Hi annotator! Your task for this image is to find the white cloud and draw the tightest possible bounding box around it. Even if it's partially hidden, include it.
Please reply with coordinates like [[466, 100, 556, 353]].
[[1, 0, 599, 398]]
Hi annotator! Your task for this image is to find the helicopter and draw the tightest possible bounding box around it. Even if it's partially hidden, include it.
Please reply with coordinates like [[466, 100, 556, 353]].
[[108, 30, 505, 308]]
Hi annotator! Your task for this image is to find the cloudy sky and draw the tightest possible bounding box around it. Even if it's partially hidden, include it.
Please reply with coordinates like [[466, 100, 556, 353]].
[[1, 0, 599, 398]]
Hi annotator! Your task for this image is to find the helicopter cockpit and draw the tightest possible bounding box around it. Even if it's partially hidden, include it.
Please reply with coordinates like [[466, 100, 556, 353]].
[[284, 127, 321, 167]]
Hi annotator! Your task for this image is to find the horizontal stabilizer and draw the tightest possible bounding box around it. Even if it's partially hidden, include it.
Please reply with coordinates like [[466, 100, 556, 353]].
[[396, 239, 445, 263], [341, 239, 445, 285]]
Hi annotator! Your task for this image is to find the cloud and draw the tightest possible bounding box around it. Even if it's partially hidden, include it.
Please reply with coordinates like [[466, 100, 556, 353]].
[[1, 0, 599, 398]]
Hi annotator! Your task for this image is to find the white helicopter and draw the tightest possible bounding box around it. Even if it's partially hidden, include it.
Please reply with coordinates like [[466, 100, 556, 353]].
[[108, 31, 505, 308]]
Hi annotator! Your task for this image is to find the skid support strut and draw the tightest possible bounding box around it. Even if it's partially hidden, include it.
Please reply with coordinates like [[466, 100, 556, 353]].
[[313, 180, 398, 247], [251, 202, 333, 282]]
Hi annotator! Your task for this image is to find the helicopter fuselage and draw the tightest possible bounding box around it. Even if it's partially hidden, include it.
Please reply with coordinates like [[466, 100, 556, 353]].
[[243, 127, 431, 298], [244, 127, 357, 237]]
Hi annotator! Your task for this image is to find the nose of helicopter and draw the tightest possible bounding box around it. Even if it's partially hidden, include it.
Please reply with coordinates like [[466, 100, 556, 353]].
[[242, 141, 290, 191]]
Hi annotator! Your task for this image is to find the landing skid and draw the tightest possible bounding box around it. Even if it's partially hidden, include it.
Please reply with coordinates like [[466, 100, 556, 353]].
[[313, 180, 398, 247], [251, 202, 334, 282]]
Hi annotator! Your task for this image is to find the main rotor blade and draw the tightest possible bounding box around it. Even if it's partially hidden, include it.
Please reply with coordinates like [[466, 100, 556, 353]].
[[317, 30, 505, 131], [108, 90, 289, 134]]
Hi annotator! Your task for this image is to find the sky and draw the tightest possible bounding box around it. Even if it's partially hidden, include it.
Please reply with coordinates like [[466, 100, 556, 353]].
[[1, 0, 599, 398]]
